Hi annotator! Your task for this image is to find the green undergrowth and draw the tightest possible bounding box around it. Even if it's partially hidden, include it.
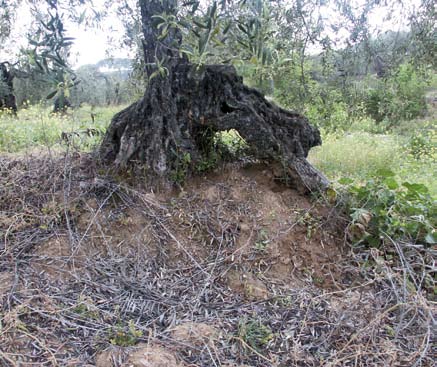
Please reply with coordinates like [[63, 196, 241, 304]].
[[336, 170, 436, 247], [2, 103, 435, 201], [313, 120, 436, 295], [0, 103, 125, 153], [170, 129, 249, 184], [238, 318, 273, 352], [309, 124, 437, 198], [329, 168, 436, 296]]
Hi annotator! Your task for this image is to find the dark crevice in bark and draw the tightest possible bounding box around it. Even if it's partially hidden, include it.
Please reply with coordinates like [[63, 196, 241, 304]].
[[99, 64, 328, 192]]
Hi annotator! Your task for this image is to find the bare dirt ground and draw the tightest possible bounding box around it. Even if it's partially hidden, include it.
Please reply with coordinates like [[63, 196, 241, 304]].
[[0, 153, 434, 366]]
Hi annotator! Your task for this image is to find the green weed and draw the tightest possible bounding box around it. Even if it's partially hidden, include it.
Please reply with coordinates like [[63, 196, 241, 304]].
[[72, 296, 99, 319], [108, 320, 143, 347], [338, 170, 436, 247], [238, 318, 273, 351], [255, 229, 270, 252], [170, 151, 192, 184]]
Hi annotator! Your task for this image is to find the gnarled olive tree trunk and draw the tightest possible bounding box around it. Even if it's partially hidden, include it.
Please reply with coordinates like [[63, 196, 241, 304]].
[[99, 0, 328, 192]]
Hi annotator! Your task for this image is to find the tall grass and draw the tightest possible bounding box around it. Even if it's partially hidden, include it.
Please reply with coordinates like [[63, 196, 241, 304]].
[[309, 132, 401, 178], [0, 104, 125, 153], [309, 128, 437, 197]]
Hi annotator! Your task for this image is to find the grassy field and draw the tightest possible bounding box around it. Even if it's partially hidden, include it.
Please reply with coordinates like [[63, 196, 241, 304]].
[[309, 127, 437, 197], [0, 104, 124, 153]]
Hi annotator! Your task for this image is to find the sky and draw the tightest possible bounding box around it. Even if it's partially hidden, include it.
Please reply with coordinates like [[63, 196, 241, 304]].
[[0, 0, 130, 67], [68, 0, 134, 67], [70, 24, 128, 67]]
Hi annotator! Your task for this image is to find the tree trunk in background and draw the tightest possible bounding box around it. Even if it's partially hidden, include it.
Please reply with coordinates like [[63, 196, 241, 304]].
[[99, 0, 328, 193], [53, 91, 71, 113], [0, 63, 17, 114]]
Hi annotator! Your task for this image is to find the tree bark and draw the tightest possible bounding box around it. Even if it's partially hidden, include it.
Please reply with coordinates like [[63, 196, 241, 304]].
[[139, 0, 186, 73], [53, 91, 71, 113], [0, 62, 17, 113]]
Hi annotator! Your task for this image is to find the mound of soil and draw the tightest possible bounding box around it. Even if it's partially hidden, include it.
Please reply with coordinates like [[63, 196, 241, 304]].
[[96, 343, 183, 367], [0, 153, 433, 366]]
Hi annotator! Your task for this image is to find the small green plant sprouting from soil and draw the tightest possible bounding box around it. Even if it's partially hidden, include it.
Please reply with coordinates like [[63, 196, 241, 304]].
[[237, 318, 273, 352], [170, 151, 192, 184], [108, 320, 143, 347], [297, 211, 319, 239], [275, 295, 293, 307], [255, 228, 270, 252], [72, 296, 99, 320], [196, 152, 220, 173], [312, 275, 325, 285]]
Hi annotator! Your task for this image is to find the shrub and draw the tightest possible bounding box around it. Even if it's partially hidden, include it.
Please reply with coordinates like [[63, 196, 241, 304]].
[[274, 65, 352, 133], [339, 171, 436, 247], [406, 123, 437, 160], [305, 89, 350, 133], [364, 63, 428, 125]]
